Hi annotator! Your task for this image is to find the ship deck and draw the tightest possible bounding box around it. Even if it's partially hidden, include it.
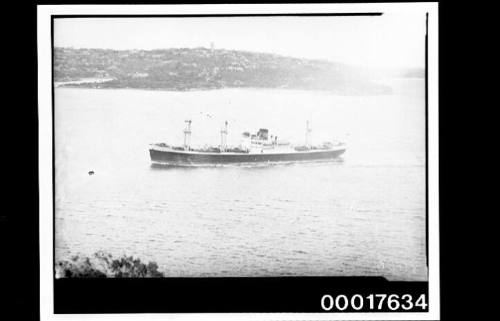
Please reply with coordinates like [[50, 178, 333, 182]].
[[149, 144, 346, 155], [149, 143, 346, 165]]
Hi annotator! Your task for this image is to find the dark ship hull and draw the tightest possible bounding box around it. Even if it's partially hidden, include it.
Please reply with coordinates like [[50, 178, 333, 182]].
[[149, 146, 346, 165]]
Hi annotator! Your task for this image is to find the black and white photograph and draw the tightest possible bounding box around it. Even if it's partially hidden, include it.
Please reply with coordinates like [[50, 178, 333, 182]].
[[37, 2, 439, 319]]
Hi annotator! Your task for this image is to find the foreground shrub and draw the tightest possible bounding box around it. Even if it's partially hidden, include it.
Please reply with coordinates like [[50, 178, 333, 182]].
[[56, 251, 164, 278]]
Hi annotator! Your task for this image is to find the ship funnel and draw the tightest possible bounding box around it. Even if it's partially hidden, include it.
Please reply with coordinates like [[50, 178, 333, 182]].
[[183, 120, 192, 150]]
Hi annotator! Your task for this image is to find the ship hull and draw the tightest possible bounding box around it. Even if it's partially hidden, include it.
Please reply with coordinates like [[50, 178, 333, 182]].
[[149, 147, 346, 165]]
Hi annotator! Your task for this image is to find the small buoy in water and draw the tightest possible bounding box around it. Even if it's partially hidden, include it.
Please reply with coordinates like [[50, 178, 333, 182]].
[[88, 171, 95, 176]]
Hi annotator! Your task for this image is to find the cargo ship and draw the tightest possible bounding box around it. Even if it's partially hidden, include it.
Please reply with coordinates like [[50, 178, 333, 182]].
[[149, 120, 346, 166]]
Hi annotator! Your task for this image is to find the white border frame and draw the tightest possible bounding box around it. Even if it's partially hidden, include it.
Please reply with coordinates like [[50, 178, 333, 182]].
[[38, 3, 439, 321]]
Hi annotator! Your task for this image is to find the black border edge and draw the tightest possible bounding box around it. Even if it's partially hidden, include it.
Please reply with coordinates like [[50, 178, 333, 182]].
[[425, 11, 429, 270]]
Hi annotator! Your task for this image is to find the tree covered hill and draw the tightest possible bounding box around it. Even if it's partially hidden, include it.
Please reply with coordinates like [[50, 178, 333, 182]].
[[54, 47, 403, 94]]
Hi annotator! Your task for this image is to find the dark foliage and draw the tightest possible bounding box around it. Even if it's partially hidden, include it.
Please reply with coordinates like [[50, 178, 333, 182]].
[[56, 251, 164, 278]]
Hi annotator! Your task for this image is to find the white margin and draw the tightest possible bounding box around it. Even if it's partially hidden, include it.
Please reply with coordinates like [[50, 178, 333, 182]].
[[38, 3, 440, 321]]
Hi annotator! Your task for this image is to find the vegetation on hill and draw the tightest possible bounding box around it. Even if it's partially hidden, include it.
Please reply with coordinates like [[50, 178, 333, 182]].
[[56, 251, 164, 278], [54, 47, 400, 94]]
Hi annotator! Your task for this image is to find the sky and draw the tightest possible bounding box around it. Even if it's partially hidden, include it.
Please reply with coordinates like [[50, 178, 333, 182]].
[[54, 12, 426, 69]]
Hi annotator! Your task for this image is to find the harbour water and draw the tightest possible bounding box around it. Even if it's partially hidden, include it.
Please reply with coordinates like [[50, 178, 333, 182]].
[[55, 79, 427, 280]]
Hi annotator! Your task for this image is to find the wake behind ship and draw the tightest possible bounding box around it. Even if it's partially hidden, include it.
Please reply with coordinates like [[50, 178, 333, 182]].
[[149, 120, 346, 166]]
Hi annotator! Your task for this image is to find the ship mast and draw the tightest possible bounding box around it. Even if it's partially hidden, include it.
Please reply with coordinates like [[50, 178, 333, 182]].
[[183, 120, 192, 150], [220, 121, 228, 152], [305, 120, 312, 148]]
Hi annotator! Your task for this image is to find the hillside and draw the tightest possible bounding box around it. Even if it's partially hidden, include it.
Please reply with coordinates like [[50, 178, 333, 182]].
[[54, 47, 404, 94]]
